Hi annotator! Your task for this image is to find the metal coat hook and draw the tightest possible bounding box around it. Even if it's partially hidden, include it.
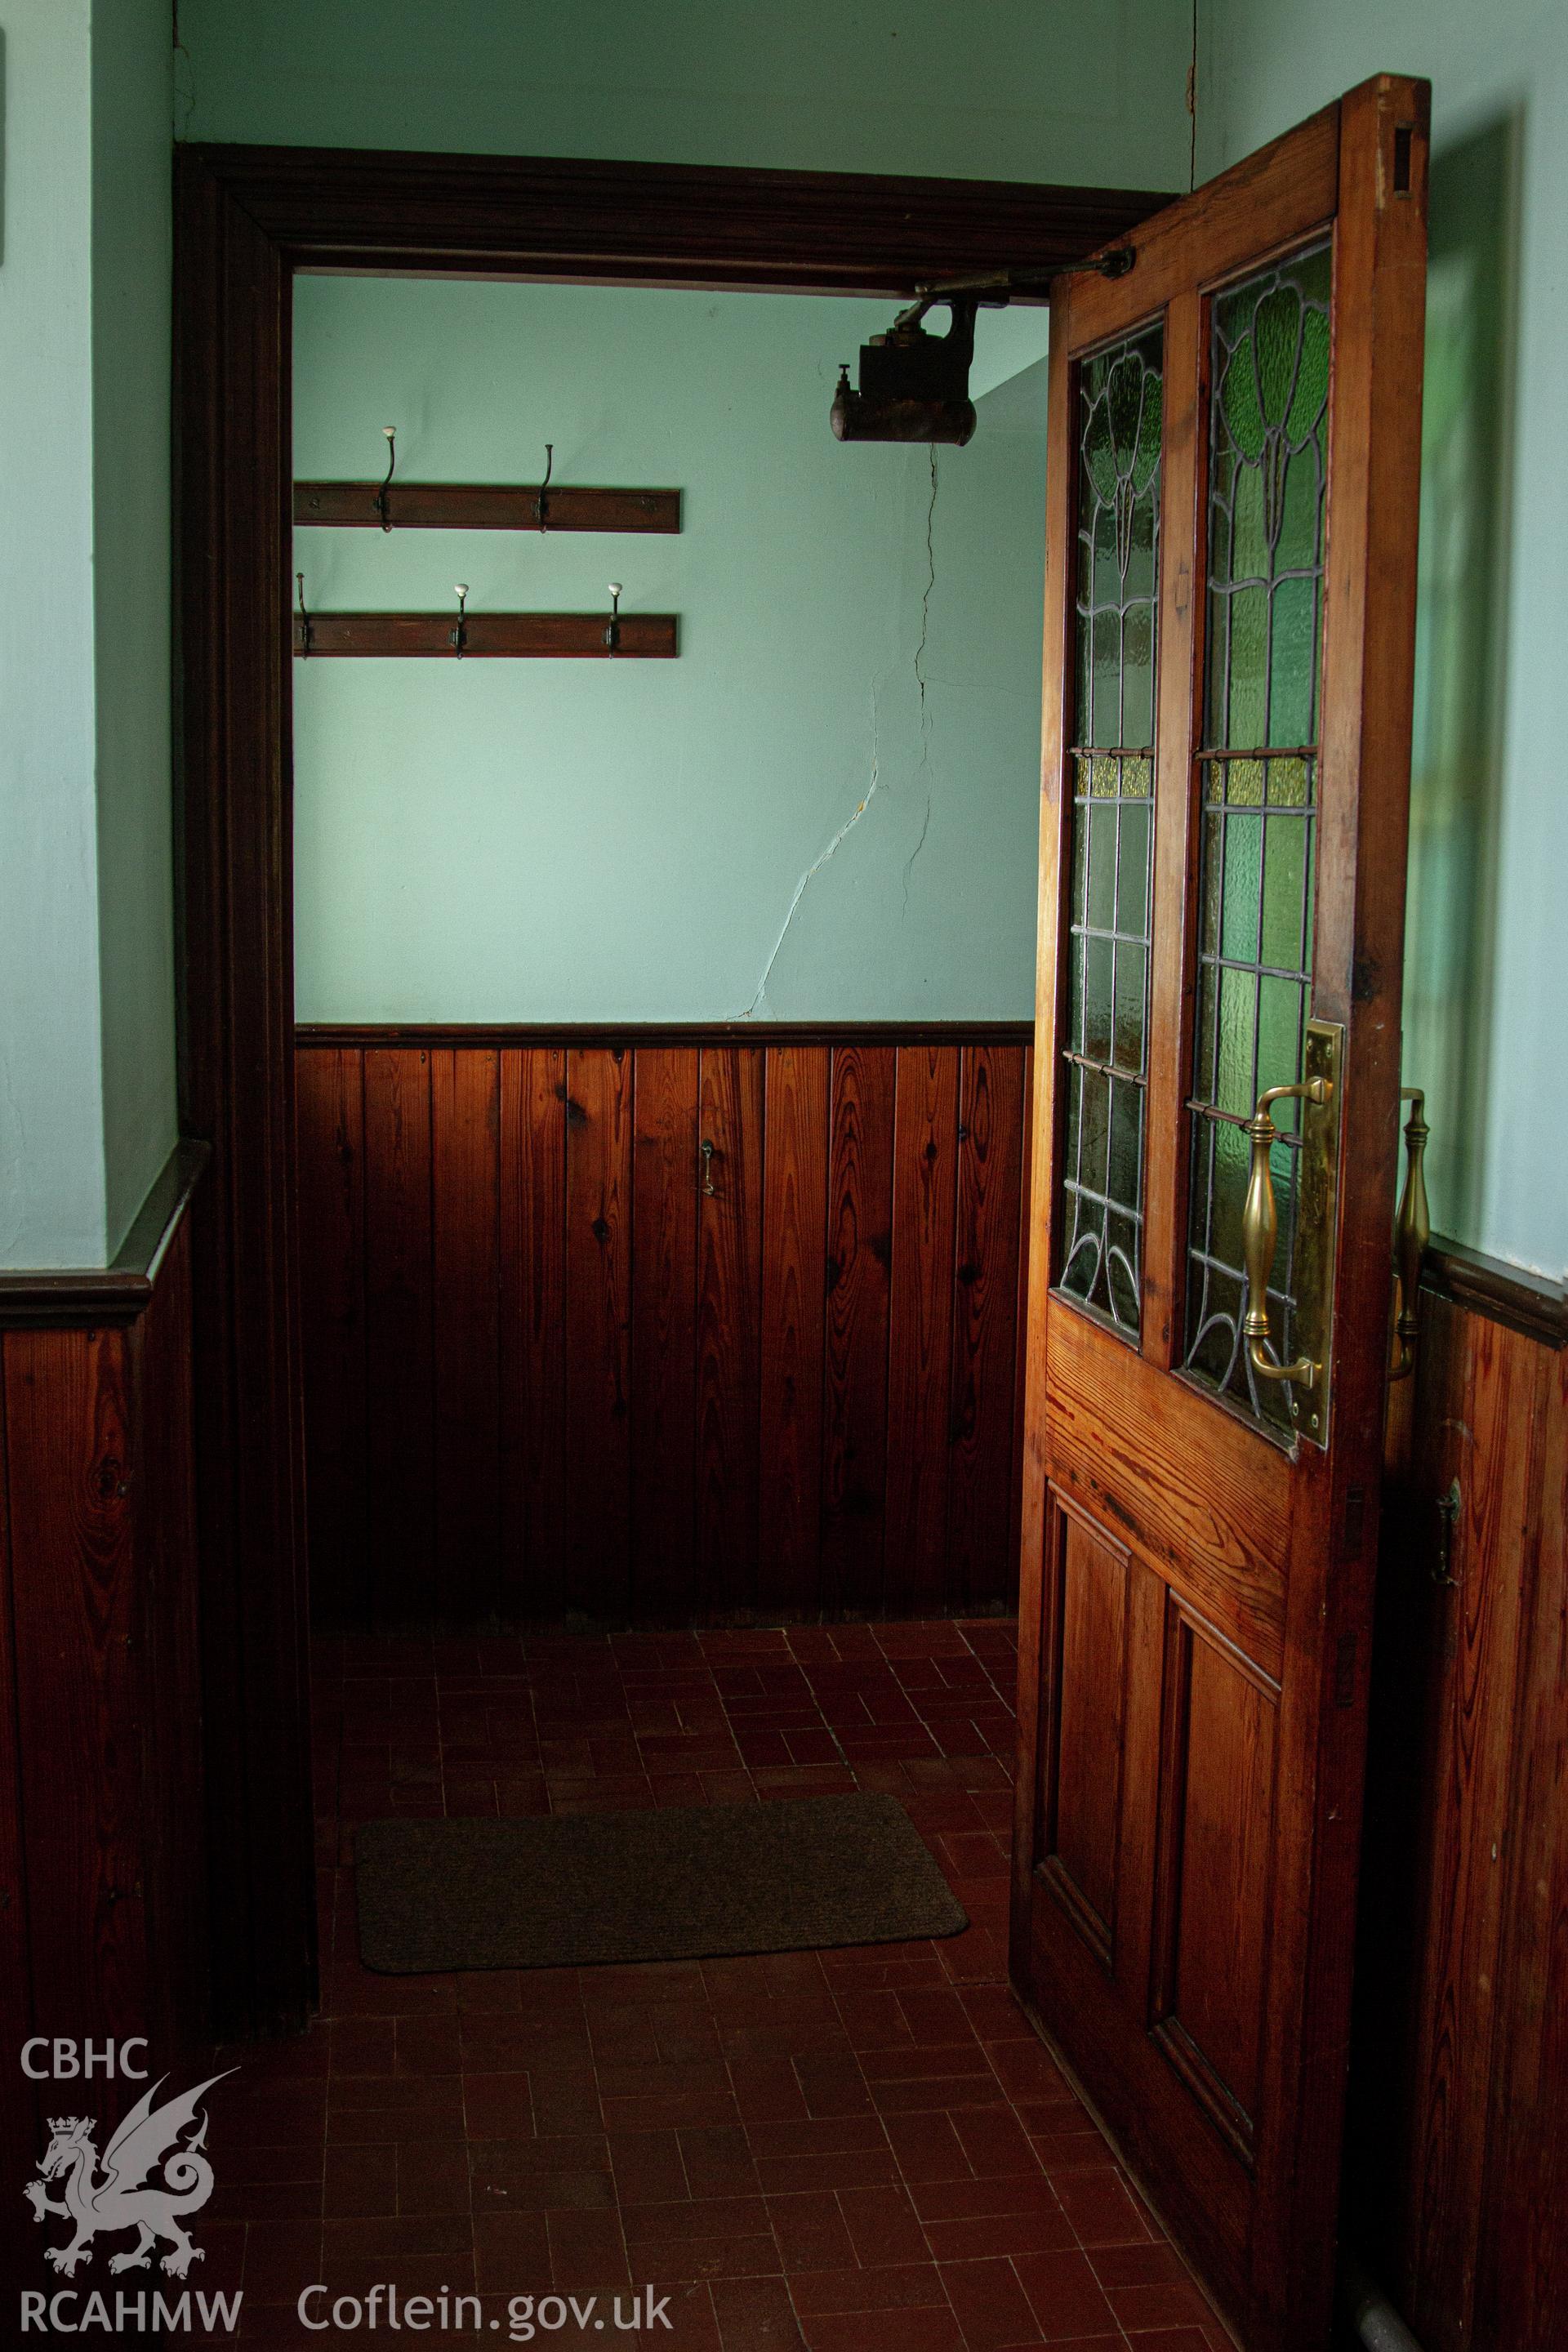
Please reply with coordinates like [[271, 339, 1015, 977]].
[[450, 581, 470, 659], [537, 443, 554, 533], [604, 581, 622, 658], [296, 572, 313, 660], [376, 426, 398, 530], [700, 1139, 716, 1196]]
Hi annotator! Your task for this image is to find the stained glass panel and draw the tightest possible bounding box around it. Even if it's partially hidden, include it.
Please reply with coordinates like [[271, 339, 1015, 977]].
[[1184, 240, 1330, 1432], [1058, 322, 1162, 1335]]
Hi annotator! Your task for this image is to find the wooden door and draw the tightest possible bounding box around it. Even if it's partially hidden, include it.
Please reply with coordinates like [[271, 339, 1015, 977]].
[[1012, 77, 1429, 2352]]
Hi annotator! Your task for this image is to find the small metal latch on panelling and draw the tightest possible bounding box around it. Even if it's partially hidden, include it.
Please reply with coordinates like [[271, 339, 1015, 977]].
[[1432, 1479, 1462, 1588]]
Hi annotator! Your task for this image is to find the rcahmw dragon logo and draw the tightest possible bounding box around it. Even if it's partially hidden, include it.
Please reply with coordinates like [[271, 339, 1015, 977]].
[[24, 2072, 234, 2278]]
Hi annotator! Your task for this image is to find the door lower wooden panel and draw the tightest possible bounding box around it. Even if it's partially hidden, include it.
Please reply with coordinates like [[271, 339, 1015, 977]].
[[1148, 1600, 1279, 2160], [295, 1027, 1031, 1627], [1037, 1494, 1129, 1967]]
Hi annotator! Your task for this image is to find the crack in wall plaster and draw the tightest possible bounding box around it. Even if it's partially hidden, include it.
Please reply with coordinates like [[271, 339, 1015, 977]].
[[737, 678, 889, 1019], [902, 449, 939, 914], [741, 450, 941, 1018]]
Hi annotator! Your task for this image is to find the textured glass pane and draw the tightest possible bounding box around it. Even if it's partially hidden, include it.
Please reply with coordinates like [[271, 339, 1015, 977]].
[[1114, 939, 1146, 1069], [1199, 812, 1223, 953], [1266, 756, 1311, 808], [1108, 1079, 1143, 1212], [1058, 323, 1163, 1338], [1116, 801, 1150, 937], [1107, 1212, 1141, 1328], [1086, 803, 1116, 930], [1183, 1120, 1297, 1437], [1195, 960, 1218, 1100], [1084, 934, 1114, 1063], [1258, 973, 1304, 1106], [1216, 965, 1257, 1117], [1185, 233, 1330, 1431], [1221, 812, 1263, 962], [1261, 813, 1308, 969]]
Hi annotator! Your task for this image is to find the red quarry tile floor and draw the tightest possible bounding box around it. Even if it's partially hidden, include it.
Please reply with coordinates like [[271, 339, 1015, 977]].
[[190, 1619, 1229, 2349]]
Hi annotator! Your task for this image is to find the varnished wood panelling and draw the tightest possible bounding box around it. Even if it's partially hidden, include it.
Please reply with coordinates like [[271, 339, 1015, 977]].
[[950, 1044, 1027, 1609], [500, 1049, 566, 1620], [0, 1352, 38, 2280], [1352, 1285, 1568, 2352], [631, 1049, 699, 1620], [564, 1049, 634, 1617], [758, 1048, 828, 1615], [363, 1049, 434, 1624], [696, 1049, 764, 1617], [0, 1186, 205, 2277], [130, 1223, 207, 2070], [5, 1331, 146, 2044], [821, 1045, 897, 1615], [886, 1045, 960, 1614], [432, 1049, 501, 1621], [295, 1047, 367, 1625], [1479, 1342, 1568, 2352], [296, 1032, 1029, 1625]]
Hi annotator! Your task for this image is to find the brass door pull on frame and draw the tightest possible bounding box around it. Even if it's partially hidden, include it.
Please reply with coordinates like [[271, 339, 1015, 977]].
[[1242, 1075, 1334, 1394], [1388, 1087, 1430, 1380]]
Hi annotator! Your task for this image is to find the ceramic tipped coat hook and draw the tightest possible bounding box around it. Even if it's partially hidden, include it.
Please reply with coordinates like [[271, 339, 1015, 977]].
[[376, 427, 397, 530], [604, 582, 622, 657], [450, 583, 470, 658]]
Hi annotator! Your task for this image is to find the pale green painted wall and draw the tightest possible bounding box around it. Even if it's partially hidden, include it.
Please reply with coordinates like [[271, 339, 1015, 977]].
[[0, 0, 176, 1267], [1, 2, 108, 1265], [1196, 0, 1567, 1278], [179, 0, 1192, 190], [292, 280, 1049, 1022], [91, 0, 177, 1250]]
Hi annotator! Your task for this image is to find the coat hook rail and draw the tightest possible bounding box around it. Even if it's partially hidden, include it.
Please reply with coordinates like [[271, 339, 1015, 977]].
[[291, 608, 679, 659], [294, 479, 680, 535]]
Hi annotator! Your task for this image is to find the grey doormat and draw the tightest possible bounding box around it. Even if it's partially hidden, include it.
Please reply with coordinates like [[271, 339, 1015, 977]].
[[354, 1794, 968, 1973]]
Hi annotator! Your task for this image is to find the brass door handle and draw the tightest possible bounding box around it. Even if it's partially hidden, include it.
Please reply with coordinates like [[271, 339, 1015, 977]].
[[1241, 1076, 1334, 1392], [1388, 1088, 1429, 1380]]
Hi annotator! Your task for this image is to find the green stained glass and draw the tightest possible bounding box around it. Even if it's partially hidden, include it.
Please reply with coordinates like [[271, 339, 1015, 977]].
[[1058, 323, 1164, 1339], [1261, 813, 1309, 969], [1116, 800, 1151, 934], [1206, 242, 1331, 754], [1221, 813, 1262, 961], [1076, 325, 1164, 754], [1185, 238, 1330, 1434]]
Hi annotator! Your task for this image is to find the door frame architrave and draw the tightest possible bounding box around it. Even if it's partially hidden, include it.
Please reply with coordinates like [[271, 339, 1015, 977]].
[[172, 138, 1169, 2035]]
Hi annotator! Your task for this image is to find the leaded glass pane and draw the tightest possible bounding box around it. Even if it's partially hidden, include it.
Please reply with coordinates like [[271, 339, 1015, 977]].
[[1057, 323, 1162, 1335], [1183, 238, 1330, 1431], [1205, 244, 1331, 752]]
